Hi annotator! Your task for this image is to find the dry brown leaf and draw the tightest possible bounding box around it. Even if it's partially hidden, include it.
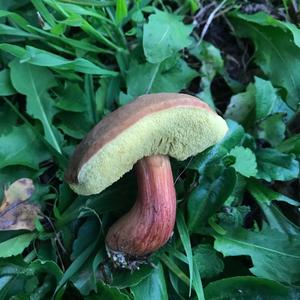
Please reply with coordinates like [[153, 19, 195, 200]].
[[0, 178, 41, 231]]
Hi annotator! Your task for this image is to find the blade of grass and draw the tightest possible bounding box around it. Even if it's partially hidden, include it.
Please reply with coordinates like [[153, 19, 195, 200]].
[[84, 74, 97, 124], [0, 24, 41, 39], [31, 0, 57, 27], [48, 1, 114, 24], [57, 0, 115, 7], [116, 0, 128, 24], [193, 257, 205, 300], [160, 253, 190, 287], [54, 210, 102, 295], [28, 26, 115, 55], [177, 211, 205, 300], [177, 211, 193, 295], [0, 10, 32, 32]]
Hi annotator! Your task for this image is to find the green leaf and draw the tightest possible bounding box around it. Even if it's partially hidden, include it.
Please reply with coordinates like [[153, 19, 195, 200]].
[[0, 69, 16, 96], [55, 240, 98, 295], [111, 266, 154, 289], [0, 233, 36, 258], [0, 10, 31, 32], [54, 83, 86, 112], [217, 206, 251, 228], [188, 167, 236, 232], [31, 0, 56, 28], [224, 84, 255, 124], [0, 24, 39, 38], [160, 253, 190, 287], [213, 226, 300, 284], [228, 146, 257, 177], [143, 10, 192, 63], [230, 11, 300, 47], [257, 114, 286, 147], [193, 244, 224, 279], [115, 0, 128, 24], [277, 134, 300, 157], [230, 13, 300, 109], [56, 112, 92, 139], [9, 60, 62, 154], [0, 125, 50, 169], [71, 218, 100, 260], [131, 262, 168, 300], [247, 179, 299, 207], [28, 259, 63, 282], [70, 257, 98, 296], [127, 58, 197, 97], [254, 77, 293, 120], [0, 104, 17, 134], [87, 281, 130, 300], [204, 276, 300, 300], [255, 148, 299, 181], [152, 58, 198, 93], [247, 179, 300, 235], [1, 44, 117, 76]]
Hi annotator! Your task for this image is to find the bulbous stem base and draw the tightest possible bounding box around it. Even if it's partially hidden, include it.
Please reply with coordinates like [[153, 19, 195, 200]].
[[105, 155, 176, 268]]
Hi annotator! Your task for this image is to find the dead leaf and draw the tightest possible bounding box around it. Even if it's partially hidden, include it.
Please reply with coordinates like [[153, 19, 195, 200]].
[[0, 178, 41, 231]]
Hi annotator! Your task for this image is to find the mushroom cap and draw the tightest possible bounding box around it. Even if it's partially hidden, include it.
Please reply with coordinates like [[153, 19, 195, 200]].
[[65, 93, 228, 195]]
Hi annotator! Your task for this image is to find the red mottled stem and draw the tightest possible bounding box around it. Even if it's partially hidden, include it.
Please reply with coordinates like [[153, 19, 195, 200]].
[[105, 155, 176, 257]]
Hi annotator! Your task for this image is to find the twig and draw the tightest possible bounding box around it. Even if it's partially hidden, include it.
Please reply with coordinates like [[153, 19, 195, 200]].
[[196, 0, 228, 47], [174, 156, 195, 185]]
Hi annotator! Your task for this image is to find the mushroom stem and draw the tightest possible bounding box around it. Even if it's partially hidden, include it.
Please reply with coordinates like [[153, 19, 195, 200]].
[[105, 154, 176, 263]]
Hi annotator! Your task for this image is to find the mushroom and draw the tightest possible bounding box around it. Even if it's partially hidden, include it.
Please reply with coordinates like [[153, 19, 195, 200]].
[[65, 93, 228, 269]]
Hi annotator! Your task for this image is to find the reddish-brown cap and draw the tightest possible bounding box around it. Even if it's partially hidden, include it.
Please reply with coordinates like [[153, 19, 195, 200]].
[[65, 93, 228, 195]]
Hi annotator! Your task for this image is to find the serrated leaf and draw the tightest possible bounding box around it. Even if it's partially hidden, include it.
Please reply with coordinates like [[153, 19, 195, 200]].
[[213, 226, 300, 284], [143, 10, 192, 63], [9, 60, 62, 153], [0, 233, 36, 258], [255, 148, 299, 181], [0, 125, 50, 169], [28, 259, 63, 282], [229, 146, 257, 177]]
